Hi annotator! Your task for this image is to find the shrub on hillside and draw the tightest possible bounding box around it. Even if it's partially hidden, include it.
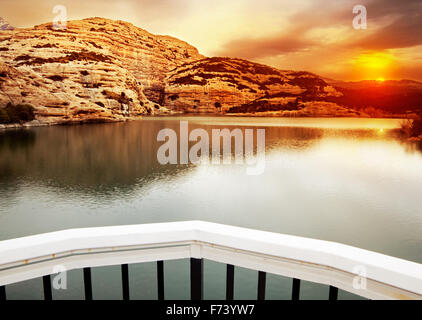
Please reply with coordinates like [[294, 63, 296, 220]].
[[0, 103, 35, 124], [0, 108, 10, 123], [411, 119, 422, 137]]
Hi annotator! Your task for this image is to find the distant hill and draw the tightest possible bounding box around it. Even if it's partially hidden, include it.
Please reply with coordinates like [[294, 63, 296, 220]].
[[323, 78, 422, 90], [0, 17, 14, 30], [322, 79, 422, 116]]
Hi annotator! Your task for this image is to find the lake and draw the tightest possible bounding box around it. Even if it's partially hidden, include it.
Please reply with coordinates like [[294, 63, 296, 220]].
[[0, 116, 421, 300]]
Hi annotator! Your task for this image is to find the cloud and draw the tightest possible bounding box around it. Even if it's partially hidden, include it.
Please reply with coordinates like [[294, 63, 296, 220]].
[[214, 0, 349, 59], [216, 0, 422, 59], [350, 8, 422, 50], [216, 33, 315, 60], [364, 0, 421, 19], [0, 0, 190, 28]]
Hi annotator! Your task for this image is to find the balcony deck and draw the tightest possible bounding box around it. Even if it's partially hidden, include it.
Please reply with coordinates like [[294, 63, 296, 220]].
[[0, 221, 421, 300]]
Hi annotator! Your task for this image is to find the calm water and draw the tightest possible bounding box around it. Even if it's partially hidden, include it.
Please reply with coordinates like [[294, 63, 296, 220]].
[[1, 116, 421, 300]]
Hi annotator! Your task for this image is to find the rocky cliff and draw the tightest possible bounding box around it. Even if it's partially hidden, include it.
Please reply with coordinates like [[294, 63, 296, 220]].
[[2, 17, 412, 125], [0, 17, 203, 125], [162, 57, 366, 116]]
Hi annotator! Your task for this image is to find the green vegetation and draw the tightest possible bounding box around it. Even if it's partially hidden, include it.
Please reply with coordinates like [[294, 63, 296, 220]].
[[409, 119, 422, 138], [400, 119, 422, 140], [0, 108, 9, 123], [14, 50, 112, 67], [0, 103, 36, 124], [227, 98, 302, 114], [414, 119, 422, 134]]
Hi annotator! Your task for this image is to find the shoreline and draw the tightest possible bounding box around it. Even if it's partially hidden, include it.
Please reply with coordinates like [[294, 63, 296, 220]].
[[2, 114, 421, 142], [0, 113, 415, 131], [0, 117, 135, 131]]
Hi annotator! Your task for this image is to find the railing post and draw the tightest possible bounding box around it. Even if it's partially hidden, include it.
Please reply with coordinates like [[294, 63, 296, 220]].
[[157, 261, 165, 300], [121, 264, 130, 300], [83, 267, 93, 300], [292, 278, 301, 300], [190, 258, 203, 300], [257, 271, 266, 300], [226, 264, 234, 300], [0, 286, 5, 301], [43, 275, 52, 300], [329, 286, 338, 301]]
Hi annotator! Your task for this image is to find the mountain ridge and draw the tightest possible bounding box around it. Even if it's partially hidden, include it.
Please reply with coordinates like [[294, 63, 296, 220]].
[[0, 17, 421, 127]]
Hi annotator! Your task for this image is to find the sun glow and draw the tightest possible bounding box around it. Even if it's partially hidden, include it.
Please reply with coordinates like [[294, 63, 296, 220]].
[[353, 52, 394, 81]]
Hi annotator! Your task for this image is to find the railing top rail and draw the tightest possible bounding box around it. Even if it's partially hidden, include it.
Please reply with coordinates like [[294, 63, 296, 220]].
[[0, 221, 421, 297]]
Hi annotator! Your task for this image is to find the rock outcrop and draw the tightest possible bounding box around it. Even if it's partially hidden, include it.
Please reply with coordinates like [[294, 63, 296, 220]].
[[0, 17, 203, 125], [163, 57, 351, 116]]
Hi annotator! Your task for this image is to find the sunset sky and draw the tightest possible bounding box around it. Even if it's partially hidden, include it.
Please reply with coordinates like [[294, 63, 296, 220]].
[[1, 0, 422, 81]]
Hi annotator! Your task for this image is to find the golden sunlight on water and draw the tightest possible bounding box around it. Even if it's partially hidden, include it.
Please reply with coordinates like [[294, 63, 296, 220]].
[[149, 116, 404, 130]]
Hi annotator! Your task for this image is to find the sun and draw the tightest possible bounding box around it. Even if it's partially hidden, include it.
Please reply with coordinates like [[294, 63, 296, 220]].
[[356, 53, 392, 69], [353, 52, 394, 81]]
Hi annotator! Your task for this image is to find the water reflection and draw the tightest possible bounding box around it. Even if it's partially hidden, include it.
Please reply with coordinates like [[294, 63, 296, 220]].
[[0, 122, 191, 194], [0, 117, 421, 261], [400, 139, 422, 154], [0, 120, 326, 196], [1, 117, 422, 300], [0, 118, 420, 201], [0, 130, 36, 151]]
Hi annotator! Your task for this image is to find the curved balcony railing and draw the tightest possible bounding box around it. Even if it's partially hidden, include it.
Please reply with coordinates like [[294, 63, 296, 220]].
[[0, 221, 421, 300]]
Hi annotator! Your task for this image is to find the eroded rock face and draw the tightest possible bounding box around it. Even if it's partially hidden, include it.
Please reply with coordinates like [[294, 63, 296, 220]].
[[163, 57, 344, 115], [0, 17, 372, 123], [0, 17, 203, 124]]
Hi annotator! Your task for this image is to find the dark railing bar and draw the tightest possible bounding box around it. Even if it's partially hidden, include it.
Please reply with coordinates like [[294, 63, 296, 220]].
[[292, 278, 301, 300], [157, 261, 165, 300], [329, 285, 339, 301], [0, 286, 6, 301], [43, 275, 52, 300], [190, 258, 203, 300], [83, 267, 93, 300], [226, 264, 234, 300], [257, 271, 266, 300], [121, 264, 130, 300]]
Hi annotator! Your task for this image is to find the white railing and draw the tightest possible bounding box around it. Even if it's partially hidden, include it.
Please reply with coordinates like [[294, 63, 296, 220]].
[[0, 221, 421, 300]]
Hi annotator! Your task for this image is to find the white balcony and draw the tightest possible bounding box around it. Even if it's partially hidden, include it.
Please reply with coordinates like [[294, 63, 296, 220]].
[[0, 221, 421, 300]]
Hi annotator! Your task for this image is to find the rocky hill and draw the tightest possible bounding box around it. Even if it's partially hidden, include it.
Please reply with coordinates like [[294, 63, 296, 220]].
[[163, 57, 365, 117], [323, 79, 422, 117], [0, 17, 203, 125]]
